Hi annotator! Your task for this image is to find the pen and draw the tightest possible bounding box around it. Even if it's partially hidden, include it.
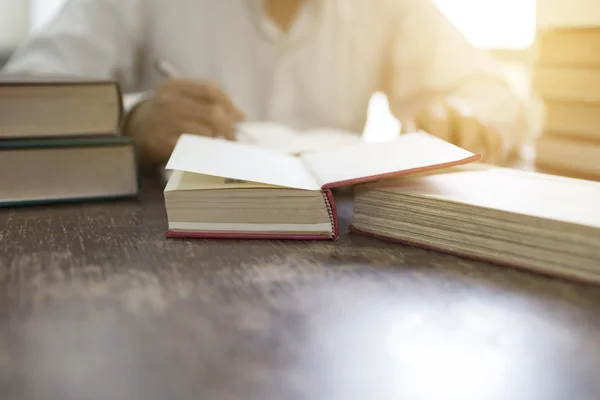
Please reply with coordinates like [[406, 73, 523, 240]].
[[153, 59, 249, 141], [154, 59, 180, 78]]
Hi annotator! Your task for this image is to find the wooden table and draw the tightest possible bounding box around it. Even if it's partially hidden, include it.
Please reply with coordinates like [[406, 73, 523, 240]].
[[1, 172, 600, 400]]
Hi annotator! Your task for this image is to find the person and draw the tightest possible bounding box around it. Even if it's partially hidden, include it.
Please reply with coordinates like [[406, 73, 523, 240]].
[[3, 0, 530, 165]]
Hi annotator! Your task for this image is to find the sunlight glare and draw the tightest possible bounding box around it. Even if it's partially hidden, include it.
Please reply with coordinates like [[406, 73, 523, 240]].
[[433, 0, 537, 49]]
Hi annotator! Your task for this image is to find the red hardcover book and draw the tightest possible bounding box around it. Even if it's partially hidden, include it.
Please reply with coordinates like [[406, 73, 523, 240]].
[[163, 132, 479, 240]]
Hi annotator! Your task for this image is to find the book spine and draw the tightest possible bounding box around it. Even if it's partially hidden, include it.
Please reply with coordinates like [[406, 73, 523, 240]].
[[114, 82, 126, 133], [321, 189, 338, 240]]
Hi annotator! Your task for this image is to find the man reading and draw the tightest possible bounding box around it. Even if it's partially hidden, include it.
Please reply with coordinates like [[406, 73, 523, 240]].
[[4, 0, 529, 165]]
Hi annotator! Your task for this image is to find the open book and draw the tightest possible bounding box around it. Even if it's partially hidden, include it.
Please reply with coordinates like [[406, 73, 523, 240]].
[[163, 131, 479, 240], [161, 122, 365, 182], [352, 166, 600, 284]]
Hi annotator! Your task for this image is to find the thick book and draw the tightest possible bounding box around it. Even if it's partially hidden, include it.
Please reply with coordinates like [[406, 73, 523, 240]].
[[163, 132, 479, 240], [0, 137, 139, 206], [0, 73, 123, 139], [351, 166, 600, 284], [542, 101, 600, 140], [536, 28, 600, 67], [535, 134, 600, 179], [534, 66, 600, 103]]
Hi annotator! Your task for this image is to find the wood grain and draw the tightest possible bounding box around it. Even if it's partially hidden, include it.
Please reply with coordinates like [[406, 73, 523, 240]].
[[1, 172, 599, 400]]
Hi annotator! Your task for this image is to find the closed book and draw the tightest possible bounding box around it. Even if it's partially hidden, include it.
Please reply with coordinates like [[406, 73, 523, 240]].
[[534, 66, 600, 103], [0, 137, 139, 206], [536, 28, 600, 67], [352, 166, 600, 284], [0, 73, 123, 139], [542, 101, 600, 140], [535, 134, 600, 179], [163, 132, 479, 240]]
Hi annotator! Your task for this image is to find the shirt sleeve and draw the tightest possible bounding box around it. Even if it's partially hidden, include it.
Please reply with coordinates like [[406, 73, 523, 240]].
[[382, 0, 531, 151], [3, 0, 145, 94]]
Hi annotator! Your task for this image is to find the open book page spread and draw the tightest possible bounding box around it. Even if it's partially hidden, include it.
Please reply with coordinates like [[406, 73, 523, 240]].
[[301, 131, 479, 187], [380, 168, 600, 228], [236, 121, 362, 154], [165, 134, 320, 190]]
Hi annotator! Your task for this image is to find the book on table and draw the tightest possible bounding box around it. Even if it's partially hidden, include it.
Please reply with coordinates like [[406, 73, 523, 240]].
[[351, 165, 600, 284], [0, 73, 139, 206], [163, 131, 479, 240], [0, 137, 139, 206], [0, 73, 123, 139]]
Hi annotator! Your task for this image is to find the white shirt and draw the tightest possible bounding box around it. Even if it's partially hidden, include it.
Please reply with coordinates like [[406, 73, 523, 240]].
[[3, 0, 528, 146]]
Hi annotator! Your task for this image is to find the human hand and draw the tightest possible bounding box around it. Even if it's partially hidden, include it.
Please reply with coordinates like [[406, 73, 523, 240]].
[[124, 78, 244, 165], [402, 97, 507, 164]]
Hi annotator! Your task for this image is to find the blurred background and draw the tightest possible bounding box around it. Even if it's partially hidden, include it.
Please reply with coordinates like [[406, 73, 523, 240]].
[[0, 0, 541, 141]]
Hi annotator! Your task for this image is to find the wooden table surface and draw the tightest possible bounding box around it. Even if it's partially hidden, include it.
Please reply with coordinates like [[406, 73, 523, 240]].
[[1, 172, 600, 400]]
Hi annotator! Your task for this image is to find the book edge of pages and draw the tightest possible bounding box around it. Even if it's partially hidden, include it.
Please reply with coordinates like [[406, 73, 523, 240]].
[[0, 77, 125, 137], [0, 141, 141, 206], [164, 186, 339, 240], [348, 226, 600, 285]]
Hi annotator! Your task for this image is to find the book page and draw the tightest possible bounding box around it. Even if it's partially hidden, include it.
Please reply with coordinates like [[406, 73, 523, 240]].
[[236, 121, 298, 150], [165, 170, 276, 192], [299, 127, 362, 150], [236, 121, 362, 154], [300, 131, 478, 187], [165, 134, 319, 190]]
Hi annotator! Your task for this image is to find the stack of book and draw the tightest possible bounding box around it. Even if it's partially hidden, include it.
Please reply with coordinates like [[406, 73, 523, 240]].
[[0, 74, 139, 206], [533, 0, 600, 179]]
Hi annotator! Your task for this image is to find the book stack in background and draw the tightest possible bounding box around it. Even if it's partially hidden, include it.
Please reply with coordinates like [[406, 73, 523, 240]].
[[533, 0, 600, 179], [0, 74, 139, 206]]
